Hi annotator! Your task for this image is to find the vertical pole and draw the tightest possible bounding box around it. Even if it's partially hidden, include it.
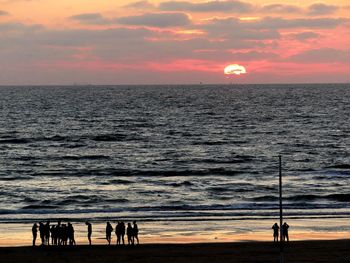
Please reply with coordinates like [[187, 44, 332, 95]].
[[279, 155, 284, 263]]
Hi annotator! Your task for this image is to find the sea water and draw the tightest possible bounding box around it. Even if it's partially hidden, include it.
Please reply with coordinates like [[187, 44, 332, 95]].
[[0, 84, 349, 244]]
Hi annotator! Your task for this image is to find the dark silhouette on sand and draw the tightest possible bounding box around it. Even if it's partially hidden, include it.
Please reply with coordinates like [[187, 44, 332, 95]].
[[31, 220, 141, 246], [86, 222, 92, 245], [68, 222, 76, 245], [106, 222, 113, 245], [44, 221, 50, 245], [50, 225, 56, 245], [39, 222, 45, 245], [272, 223, 279, 243], [127, 223, 133, 245], [282, 222, 289, 243], [115, 221, 126, 245], [56, 221, 61, 245], [120, 222, 126, 245], [32, 223, 38, 246], [133, 221, 139, 245]]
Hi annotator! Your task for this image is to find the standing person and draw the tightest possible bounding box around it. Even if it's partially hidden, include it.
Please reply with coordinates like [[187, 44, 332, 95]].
[[50, 225, 56, 245], [133, 221, 139, 245], [120, 222, 126, 245], [39, 222, 45, 245], [127, 223, 133, 245], [45, 221, 50, 245], [68, 222, 76, 245], [60, 224, 68, 246], [282, 222, 290, 243], [115, 222, 121, 245], [32, 223, 38, 246], [56, 221, 62, 245], [106, 222, 113, 245], [85, 221, 92, 245], [272, 223, 279, 243]]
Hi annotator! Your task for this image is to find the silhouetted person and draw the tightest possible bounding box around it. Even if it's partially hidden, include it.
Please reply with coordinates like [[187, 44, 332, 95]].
[[120, 222, 126, 245], [86, 221, 92, 245], [127, 223, 133, 245], [106, 222, 113, 245], [115, 222, 121, 245], [61, 224, 68, 246], [68, 222, 76, 245], [282, 222, 289, 243], [133, 221, 139, 245], [50, 225, 56, 245], [45, 221, 50, 245], [56, 221, 62, 245], [39, 222, 45, 245], [272, 223, 279, 243], [32, 223, 38, 246]]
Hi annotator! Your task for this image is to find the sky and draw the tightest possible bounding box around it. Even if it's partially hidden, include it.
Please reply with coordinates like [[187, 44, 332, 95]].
[[0, 0, 350, 85]]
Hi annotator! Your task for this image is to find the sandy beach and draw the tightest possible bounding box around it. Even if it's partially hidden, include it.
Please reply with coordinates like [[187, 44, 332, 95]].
[[1, 240, 349, 263]]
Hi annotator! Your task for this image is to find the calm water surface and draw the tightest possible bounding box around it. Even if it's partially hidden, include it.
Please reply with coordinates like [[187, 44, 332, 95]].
[[0, 84, 349, 226]]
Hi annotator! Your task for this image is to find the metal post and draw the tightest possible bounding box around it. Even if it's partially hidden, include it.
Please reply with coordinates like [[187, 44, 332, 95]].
[[279, 155, 284, 263]]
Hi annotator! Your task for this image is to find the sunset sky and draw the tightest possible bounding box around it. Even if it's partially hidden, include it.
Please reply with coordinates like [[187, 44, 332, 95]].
[[1, 0, 350, 84]]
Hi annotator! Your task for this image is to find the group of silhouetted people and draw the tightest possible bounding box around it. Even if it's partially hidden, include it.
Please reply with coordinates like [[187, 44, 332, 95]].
[[32, 221, 76, 246], [32, 220, 139, 246], [105, 221, 139, 246], [272, 222, 289, 243]]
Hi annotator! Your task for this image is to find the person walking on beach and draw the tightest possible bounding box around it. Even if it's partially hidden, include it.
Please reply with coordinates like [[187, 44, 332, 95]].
[[106, 222, 113, 245], [127, 223, 133, 245], [272, 223, 279, 243], [282, 222, 289, 243], [133, 221, 139, 245], [32, 223, 38, 246], [86, 221, 92, 245]]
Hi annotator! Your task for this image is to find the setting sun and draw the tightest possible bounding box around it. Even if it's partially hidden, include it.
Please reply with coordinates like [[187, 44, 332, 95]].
[[224, 64, 247, 75]]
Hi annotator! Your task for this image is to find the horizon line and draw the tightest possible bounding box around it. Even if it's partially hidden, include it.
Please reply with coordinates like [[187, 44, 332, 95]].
[[0, 82, 349, 87]]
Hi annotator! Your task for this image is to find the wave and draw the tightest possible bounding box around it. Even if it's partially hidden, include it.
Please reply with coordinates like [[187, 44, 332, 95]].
[[0, 138, 30, 144], [167, 181, 193, 187], [22, 205, 58, 210], [109, 179, 134, 184], [252, 194, 350, 202], [31, 168, 244, 178], [326, 164, 350, 169], [61, 155, 110, 160], [0, 132, 141, 146]]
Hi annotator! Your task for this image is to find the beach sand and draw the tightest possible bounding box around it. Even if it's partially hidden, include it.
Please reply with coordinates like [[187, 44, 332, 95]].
[[1, 240, 349, 263]]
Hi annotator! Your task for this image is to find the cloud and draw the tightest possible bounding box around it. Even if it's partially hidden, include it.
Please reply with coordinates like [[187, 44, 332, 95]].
[[288, 48, 350, 63], [307, 3, 338, 16], [116, 12, 191, 27], [69, 13, 109, 25], [0, 22, 43, 32], [198, 17, 281, 40], [159, 0, 253, 13], [243, 17, 346, 29], [290, 31, 320, 41], [124, 1, 155, 9], [0, 10, 9, 16], [260, 4, 301, 14]]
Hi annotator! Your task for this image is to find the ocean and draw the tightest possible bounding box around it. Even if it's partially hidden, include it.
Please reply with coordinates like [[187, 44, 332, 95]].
[[0, 84, 349, 243]]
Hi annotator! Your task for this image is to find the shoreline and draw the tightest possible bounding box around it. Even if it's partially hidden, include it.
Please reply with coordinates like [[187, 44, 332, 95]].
[[1, 240, 349, 263], [1, 218, 350, 247]]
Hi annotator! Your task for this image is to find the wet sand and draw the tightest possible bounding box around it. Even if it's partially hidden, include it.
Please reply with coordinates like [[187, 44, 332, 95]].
[[1, 240, 349, 263]]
